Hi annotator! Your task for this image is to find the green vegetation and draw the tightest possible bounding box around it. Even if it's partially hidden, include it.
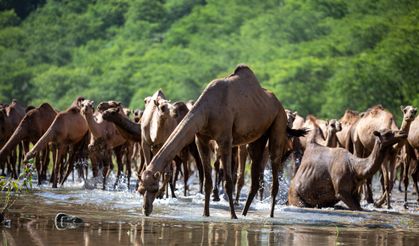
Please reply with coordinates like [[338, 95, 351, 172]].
[[0, 0, 418, 121]]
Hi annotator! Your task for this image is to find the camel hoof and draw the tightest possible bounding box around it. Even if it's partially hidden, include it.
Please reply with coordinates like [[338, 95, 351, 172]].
[[403, 203, 408, 209], [231, 214, 238, 219]]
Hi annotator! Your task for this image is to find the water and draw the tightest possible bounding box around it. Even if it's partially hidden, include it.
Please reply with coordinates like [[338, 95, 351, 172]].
[[1, 170, 419, 245]]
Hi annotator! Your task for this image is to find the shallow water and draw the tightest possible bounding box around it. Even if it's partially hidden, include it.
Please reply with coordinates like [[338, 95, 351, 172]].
[[2, 171, 419, 245]]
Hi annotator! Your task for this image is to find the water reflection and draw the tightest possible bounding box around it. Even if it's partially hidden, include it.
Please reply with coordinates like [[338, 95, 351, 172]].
[[2, 213, 419, 246]]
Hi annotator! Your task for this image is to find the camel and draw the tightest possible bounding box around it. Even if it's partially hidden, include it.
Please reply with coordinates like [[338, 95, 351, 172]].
[[102, 105, 204, 195], [346, 105, 399, 207], [25, 99, 89, 188], [288, 129, 407, 210], [138, 65, 306, 218], [0, 103, 57, 184], [401, 108, 419, 205], [0, 99, 26, 178], [336, 109, 359, 149], [80, 100, 132, 189]]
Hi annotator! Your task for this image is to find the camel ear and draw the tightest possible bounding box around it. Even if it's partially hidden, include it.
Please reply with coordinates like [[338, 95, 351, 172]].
[[292, 112, 297, 117], [373, 131, 380, 137], [154, 100, 159, 107], [154, 171, 161, 179], [400, 105, 405, 112]]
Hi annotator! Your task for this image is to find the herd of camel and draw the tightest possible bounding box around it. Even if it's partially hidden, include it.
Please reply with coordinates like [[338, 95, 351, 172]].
[[0, 64, 418, 219]]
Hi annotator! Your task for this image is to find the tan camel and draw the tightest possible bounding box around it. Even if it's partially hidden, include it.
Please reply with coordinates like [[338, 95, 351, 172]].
[[25, 100, 89, 188], [337, 109, 359, 149], [139, 65, 306, 218], [401, 107, 419, 205], [80, 100, 131, 189], [288, 129, 407, 210], [0, 103, 57, 184], [346, 105, 398, 207], [0, 100, 26, 177]]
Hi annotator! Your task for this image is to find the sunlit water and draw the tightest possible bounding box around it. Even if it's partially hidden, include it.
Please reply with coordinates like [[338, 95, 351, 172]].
[[2, 166, 419, 245]]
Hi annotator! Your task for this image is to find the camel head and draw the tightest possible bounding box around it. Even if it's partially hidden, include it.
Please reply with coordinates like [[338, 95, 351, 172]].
[[400, 105, 417, 122], [80, 100, 95, 115], [325, 119, 342, 135], [373, 129, 407, 148], [102, 107, 119, 120], [138, 169, 161, 216], [97, 100, 122, 112], [154, 99, 176, 119], [133, 109, 143, 123], [285, 109, 297, 128]]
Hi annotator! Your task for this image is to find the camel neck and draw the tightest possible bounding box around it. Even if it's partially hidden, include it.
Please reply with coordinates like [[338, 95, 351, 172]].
[[355, 139, 386, 179], [400, 119, 412, 134], [325, 131, 337, 147], [0, 123, 28, 158], [83, 112, 102, 139], [147, 108, 206, 173]]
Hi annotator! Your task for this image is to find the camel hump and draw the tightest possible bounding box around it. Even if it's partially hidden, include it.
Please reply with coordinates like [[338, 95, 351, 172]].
[[306, 115, 319, 126], [66, 106, 80, 113], [232, 64, 254, 77], [25, 105, 36, 112]]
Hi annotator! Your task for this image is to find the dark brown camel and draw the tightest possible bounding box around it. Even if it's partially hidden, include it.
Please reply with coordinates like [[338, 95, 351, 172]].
[[346, 105, 399, 208], [139, 65, 306, 219], [25, 100, 89, 188], [0, 100, 26, 178], [288, 129, 407, 210], [0, 103, 57, 184]]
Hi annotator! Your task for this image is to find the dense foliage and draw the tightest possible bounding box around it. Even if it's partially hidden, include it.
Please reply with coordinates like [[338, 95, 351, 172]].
[[0, 0, 418, 122]]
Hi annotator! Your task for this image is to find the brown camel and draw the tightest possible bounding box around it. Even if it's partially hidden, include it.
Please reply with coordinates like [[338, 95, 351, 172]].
[[288, 129, 407, 210], [0, 103, 57, 184], [346, 105, 398, 208], [139, 65, 306, 218], [0, 100, 26, 178], [336, 109, 359, 149], [80, 100, 132, 190], [103, 104, 203, 193], [25, 100, 89, 188]]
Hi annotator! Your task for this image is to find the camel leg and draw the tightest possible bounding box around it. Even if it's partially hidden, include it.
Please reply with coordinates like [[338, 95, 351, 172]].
[[50, 145, 57, 183], [141, 139, 152, 166], [53, 145, 65, 188], [242, 135, 268, 216], [61, 147, 76, 186], [403, 152, 411, 208], [235, 145, 247, 205], [35, 154, 42, 185], [212, 157, 221, 202], [125, 144, 133, 190], [217, 137, 237, 219], [399, 163, 404, 192], [113, 146, 123, 189], [190, 142, 204, 194], [180, 149, 190, 197], [17, 142, 23, 177], [196, 135, 212, 217], [337, 193, 362, 211]]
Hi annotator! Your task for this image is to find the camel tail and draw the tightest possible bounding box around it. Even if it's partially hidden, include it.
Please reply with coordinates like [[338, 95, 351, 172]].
[[287, 127, 308, 138]]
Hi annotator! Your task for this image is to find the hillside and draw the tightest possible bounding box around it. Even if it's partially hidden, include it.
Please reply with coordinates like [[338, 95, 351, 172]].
[[0, 0, 418, 120]]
